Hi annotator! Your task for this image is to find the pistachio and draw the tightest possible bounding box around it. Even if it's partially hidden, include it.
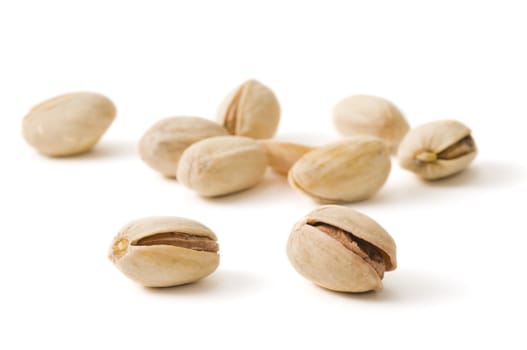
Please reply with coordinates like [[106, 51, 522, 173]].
[[177, 135, 267, 197], [333, 94, 409, 152], [22, 92, 116, 156], [288, 136, 391, 203], [139, 116, 229, 178], [258, 140, 314, 175], [109, 216, 219, 287], [397, 120, 477, 180], [216, 79, 280, 139], [286, 205, 397, 292]]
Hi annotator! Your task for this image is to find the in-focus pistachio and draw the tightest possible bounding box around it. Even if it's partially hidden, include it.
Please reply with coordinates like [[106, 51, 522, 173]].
[[177, 135, 267, 197], [216, 79, 280, 139], [397, 119, 477, 180], [288, 136, 391, 203], [22, 92, 116, 156], [139, 116, 229, 178], [287, 205, 397, 293], [258, 140, 314, 175], [333, 94, 409, 152], [109, 216, 219, 287]]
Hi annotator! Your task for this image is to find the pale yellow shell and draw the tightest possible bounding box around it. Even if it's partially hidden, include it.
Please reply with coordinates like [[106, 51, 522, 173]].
[[286, 206, 397, 293], [333, 94, 409, 152], [22, 92, 116, 156], [288, 136, 391, 203], [139, 116, 228, 178], [177, 135, 267, 197], [397, 120, 477, 180], [109, 216, 219, 287], [216, 80, 280, 139]]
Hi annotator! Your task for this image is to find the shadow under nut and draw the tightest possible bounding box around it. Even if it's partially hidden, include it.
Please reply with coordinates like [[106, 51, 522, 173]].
[[22, 92, 116, 157]]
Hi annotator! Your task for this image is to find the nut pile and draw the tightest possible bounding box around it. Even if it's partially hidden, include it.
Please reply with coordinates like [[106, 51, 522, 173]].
[[22, 80, 478, 293]]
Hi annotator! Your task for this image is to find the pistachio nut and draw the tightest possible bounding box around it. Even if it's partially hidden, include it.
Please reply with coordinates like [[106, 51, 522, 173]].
[[333, 94, 409, 152], [258, 139, 314, 175], [22, 92, 116, 156], [177, 135, 267, 197], [109, 216, 219, 287], [139, 116, 229, 178], [287, 205, 397, 293], [397, 120, 477, 180], [216, 79, 280, 139], [288, 136, 391, 203]]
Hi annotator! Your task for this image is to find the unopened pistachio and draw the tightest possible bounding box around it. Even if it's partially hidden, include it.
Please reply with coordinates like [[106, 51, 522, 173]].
[[333, 94, 409, 152], [288, 136, 391, 203], [287, 205, 397, 292], [139, 116, 229, 178], [216, 79, 280, 139], [177, 135, 267, 197], [258, 140, 314, 175], [22, 92, 116, 156], [109, 216, 219, 287], [397, 120, 477, 180]]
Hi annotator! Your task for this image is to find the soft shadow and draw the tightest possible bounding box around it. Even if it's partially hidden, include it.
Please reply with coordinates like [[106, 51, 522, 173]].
[[202, 171, 292, 205], [325, 269, 462, 305], [141, 269, 268, 299], [427, 160, 526, 188], [37, 140, 137, 161]]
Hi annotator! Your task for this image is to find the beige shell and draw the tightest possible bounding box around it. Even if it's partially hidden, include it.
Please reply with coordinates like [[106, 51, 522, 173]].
[[22, 92, 116, 156], [216, 79, 280, 139], [333, 94, 409, 152], [288, 136, 391, 203], [286, 205, 397, 292], [139, 116, 229, 178], [109, 216, 220, 287], [258, 140, 314, 175], [397, 120, 477, 180], [176, 135, 267, 197]]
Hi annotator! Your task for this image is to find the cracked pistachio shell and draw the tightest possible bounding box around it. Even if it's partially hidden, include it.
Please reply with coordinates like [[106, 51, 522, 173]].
[[397, 120, 477, 180], [109, 216, 219, 287], [22, 92, 116, 156], [288, 136, 391, 203], [333, 94, 409, 152], [258, 140, 314, 175], [177, 135, 267, 197], [216, 79, 280, 139], [139, 116, 229, 178], [287, 205, 397, 292]]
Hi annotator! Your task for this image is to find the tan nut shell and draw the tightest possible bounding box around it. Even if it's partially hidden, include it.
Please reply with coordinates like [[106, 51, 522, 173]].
[[177, 135, 267, 197], [333, 94, 409, 152], [216, 79, 280, 139], [258, 140, 314, 175], [288, 136, 391, 203], [109, 216, 219, 287], [397, 120, 477, 180], [22, 92, 116, 156], [139, 116, 229, 178], [287, 205, 396, 292]]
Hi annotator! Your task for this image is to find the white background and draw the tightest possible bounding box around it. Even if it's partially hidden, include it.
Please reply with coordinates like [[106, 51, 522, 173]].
[[1, 1, 526, 349]]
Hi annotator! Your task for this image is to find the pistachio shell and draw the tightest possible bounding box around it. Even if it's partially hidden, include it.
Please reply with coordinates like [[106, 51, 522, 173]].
[[216, 80, 280, 139], [397, 120, 477, 180], [109, 216, 219, 287], [333, 94, 409, 152], [288, 136, 391, 203], [258, 140, 314, 175], [287, 206, 397, 293], [22, 92, 116, 156], [139, 116, 229, 178], [177, 135, 267, 197]]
